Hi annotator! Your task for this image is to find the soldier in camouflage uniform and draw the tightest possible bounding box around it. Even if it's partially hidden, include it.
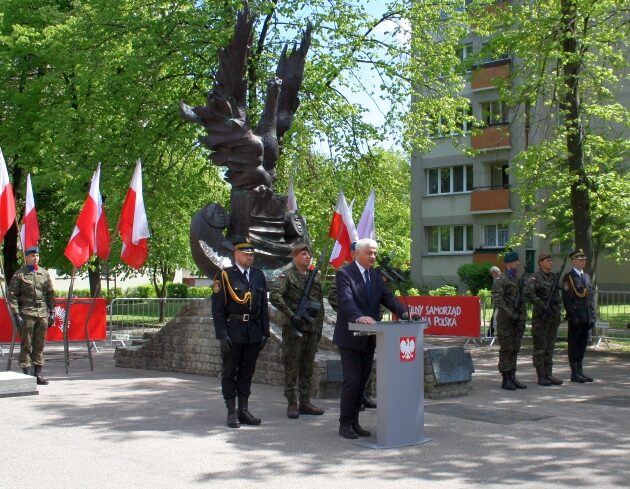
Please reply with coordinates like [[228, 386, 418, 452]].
[[7, 246, 55, 385], [270, 242, 325, 419], [525, 252, 564, 386], [491, 251, 527, 391]]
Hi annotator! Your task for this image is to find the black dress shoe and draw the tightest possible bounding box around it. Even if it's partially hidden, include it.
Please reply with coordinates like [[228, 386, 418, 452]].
[[339, 424, 358, 439], [362, 395, 377, 409], [351, 422, 371, 437], [238, 409, 262, 425]]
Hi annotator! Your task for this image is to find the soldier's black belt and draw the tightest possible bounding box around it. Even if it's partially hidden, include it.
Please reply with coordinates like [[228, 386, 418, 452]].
[[229, 313, 259, 322]]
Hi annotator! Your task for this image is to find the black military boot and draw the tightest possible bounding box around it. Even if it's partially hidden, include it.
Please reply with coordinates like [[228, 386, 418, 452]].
[[570, 361, 586, 383], [545, 366, 563, 385], [511, 370, 527, 389], [226, 398, 240, 428], [238, 396, 262, 425], [501, 371, 516, 390], [577, 360, 594, 382], [536, 368, 551, 386], [287, 403, 299, 419], [33, 365, 49, 385], [21, 366, 29, 375]]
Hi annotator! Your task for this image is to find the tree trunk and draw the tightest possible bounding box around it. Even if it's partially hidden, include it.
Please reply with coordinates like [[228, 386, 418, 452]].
[[560, 0, 594, 277]]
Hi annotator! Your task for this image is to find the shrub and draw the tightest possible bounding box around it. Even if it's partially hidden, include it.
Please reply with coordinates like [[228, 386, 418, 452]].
[[124, 285, 157, 298], [457, 262, 493, 295], [166, 282, 189, 298], [428, 285, 458, 296], [188, 286, 213, 298]]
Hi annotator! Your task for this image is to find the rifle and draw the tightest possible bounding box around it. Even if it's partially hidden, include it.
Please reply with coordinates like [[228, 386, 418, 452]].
[[291, 246, 328, 337], [544, 254, 568, 317], [511, 274, 526, 323]]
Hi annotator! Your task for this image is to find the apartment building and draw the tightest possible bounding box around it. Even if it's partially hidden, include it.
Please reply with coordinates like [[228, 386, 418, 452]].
[[410, 36, 630, 291]]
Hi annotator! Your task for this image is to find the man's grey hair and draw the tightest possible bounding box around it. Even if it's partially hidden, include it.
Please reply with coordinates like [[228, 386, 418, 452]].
[[355, 238, 378, 252], [489, 266, 501, 276]]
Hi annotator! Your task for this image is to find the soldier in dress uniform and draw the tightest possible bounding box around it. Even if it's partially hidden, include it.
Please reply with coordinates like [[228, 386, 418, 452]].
[[562, 249, 596, 383], [211, 239, 270, 428], [491, 251, 527, 391], [525, 252, 564, 386], [269, 241, 325, 419], [7, 246, 55, 385]]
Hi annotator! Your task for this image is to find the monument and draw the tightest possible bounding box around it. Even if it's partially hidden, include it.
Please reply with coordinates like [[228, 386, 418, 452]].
[[181, 5, 312, 278]]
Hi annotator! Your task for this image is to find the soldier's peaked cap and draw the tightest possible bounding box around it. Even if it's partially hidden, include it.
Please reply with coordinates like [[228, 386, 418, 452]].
[[569, 249, 586, 259], [538, 251, 552, 262], [233, 239, 255, 253], [25, 246, 40, 255]]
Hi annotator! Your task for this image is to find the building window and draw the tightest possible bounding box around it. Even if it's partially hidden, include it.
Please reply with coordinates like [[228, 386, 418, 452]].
[[427, 225, 473, 253], [430, 103, 473, 138], [481, 100, 508, 126], [490, 163, 509, 189], [484, 224, 509, 247], [456, 43, 473, 72], [427, 165, 473, 195]]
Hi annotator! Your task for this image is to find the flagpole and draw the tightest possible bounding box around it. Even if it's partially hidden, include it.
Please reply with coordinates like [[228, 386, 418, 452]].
[[0, 252, 18, 371], [62, 267, 77, 375]]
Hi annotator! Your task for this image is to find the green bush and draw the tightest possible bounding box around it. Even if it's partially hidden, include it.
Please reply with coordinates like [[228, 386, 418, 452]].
[[428, 285, 458, 296], [457, 262, 493, 295], [166, 282, 189, 298], [188, 286, 213, 298], [477, 288, 492, 307], [124, 284, 157, 298]]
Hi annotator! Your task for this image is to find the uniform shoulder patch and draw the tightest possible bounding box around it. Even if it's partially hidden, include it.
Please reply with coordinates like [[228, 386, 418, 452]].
[[213, 278, 221, 293], [278, 272, 286, 278]]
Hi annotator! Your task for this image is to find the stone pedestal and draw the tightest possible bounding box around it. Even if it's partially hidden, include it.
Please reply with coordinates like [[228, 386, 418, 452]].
[[0, 371, 38, 398]]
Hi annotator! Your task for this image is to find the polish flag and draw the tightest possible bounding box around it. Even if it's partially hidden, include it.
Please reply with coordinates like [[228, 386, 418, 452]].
[[287, 178, 298, 212], [94, 176, 110, 261], [0, 147, 16, 242], [119, 161, 150, 269], [328, 191, 357, 268], [64, 165, 101, 268], [19, 174, 40, 251], [356, 189, 376, 240]]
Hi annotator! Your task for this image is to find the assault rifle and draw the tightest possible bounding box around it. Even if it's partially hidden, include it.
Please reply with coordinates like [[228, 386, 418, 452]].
[[291, 246, 328, 337], [544, 254, 568, 317]]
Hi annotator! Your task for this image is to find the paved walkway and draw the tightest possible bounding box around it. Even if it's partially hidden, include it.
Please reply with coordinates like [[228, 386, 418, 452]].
[[1, 343, 629, 489]]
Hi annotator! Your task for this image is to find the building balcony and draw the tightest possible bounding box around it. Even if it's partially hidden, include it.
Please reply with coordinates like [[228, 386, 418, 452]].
[[470, 187, 512, 213], [471, 59, 511, 91], [471, 125, 510, 151]]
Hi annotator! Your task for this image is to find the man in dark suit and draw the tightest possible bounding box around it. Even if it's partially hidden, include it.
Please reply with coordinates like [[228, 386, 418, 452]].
[[333, 238, 411, 439], [212, 239, 270, 428], [562, 249, 596, 383]]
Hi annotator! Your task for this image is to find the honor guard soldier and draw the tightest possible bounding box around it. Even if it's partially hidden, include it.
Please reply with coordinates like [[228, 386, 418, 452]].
[[212, 239, 270, 428], [270, 241, 325, 419], [7, 246, 55, 385], [491, 251, 527, 391], [525, 252, 564, 386], [562, 249, 595, 383]]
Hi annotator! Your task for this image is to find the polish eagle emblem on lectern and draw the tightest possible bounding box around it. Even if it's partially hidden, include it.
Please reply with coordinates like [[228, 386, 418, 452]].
[[399, 337, 416, 361]]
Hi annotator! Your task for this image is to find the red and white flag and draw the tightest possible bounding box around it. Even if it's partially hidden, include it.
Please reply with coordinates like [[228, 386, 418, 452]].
[[356, 189, 376, 240], [119, 161, 150, 269], [328, 191, 357, 268], [0, 147, 16, 242], [64, 165, 102, 268], [19, 174, 40, 251], [94, 178, 110, 261], [287, 178, 298, 212]]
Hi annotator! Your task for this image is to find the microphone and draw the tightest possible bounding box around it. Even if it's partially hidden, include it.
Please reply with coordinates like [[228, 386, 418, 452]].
[[378, 256, 411, 321]]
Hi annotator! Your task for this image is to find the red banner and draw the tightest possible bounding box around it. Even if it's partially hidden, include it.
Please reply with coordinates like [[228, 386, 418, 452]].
[[400, 296, 481, 337], [0, 298, 107, 342]]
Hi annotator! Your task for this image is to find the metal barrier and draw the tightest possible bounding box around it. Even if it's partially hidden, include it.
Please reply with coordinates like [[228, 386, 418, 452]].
[[108, 297, 205, 345], [596, 290, 630, 344]]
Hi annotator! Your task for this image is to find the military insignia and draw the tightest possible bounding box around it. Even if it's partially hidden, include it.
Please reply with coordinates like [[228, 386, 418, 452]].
[[279, 273, 286, 278]]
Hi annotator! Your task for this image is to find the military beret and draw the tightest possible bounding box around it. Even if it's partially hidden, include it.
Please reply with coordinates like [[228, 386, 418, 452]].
[[291, 241, 311, 256], [538, 252, 552, 262], [233, 240, 255, 254], [503, 251, 519, 263], [24, 246, 40, 255], [569, 249, 586, 260]]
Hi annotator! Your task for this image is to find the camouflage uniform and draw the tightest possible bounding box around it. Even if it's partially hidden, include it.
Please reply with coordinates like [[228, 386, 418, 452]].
[[270, 265, 324, 406], [525, 269, 563, 382], [7, 265, 55, 369], [492, 271, 527, 374]]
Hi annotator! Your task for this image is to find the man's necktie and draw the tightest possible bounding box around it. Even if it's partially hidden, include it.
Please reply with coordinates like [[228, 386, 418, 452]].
[[243, 269, 249, 285], [364, 269, 371, 297]]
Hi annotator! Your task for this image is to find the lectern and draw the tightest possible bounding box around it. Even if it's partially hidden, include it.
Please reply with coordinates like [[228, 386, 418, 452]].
[[350, 320, 431, 449]]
